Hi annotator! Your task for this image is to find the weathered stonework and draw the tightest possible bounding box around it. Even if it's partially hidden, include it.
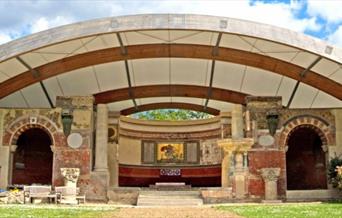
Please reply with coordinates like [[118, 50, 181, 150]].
[[248, 150, 286, 200], [200, 139, 222, 165]]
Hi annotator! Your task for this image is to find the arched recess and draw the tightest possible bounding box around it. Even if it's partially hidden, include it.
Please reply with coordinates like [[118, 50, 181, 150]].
[[279, 115, 334, 190], [12, 127, 53, 185], [2, 115, 63, 186]]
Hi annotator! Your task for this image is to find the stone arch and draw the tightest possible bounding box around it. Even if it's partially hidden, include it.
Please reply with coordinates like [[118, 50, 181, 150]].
[[279, 115, 334, 151], [3, 115, 60, 146]]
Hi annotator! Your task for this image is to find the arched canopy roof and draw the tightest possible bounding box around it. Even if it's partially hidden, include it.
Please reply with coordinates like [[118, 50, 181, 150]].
[[0, 14, 341, 114]]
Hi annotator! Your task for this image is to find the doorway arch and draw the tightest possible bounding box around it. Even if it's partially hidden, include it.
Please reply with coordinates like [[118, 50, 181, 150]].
[[286, 125, 327, 190], [12, 128, 53, 185]]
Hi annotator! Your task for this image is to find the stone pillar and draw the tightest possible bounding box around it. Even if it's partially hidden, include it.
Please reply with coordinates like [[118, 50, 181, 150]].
[[89, 104, 109, 201], [231, 104, 244, 139], [234, 152, 247, 199], [260, 168, 281, 202], [221, 152, 231, 187], [94, 104, 109, 171]]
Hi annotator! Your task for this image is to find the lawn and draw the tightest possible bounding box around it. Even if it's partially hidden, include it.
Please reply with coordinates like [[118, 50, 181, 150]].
[[0, 205, 117, 218], [217, 202, 342, 218]]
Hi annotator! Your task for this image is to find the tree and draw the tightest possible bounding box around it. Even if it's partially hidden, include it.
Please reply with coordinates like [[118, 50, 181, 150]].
[[131, 109, 212, 121]]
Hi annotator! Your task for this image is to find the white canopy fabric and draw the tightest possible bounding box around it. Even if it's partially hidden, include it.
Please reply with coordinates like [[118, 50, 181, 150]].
[[0, 14, 341, 113]]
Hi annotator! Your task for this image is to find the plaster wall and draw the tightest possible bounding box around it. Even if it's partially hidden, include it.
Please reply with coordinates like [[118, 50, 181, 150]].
[[0, 146, 9, 189], [118, 137, 141, 165], [108, 143, 119, 187], [332, 109, 342, 147]]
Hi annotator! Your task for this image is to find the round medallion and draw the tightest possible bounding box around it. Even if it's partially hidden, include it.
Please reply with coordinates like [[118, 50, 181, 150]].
[[258, 135, 275, 146], [67, 133, 83, 149]]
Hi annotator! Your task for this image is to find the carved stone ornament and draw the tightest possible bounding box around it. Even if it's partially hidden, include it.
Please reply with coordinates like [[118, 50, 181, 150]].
[[260, 168, 281, 182], [60, 168, 80, 187]]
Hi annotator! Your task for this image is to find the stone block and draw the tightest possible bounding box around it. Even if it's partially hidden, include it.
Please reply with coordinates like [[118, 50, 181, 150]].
[[200, 187, 232, 203], [107, 187, 140, 205], [86, 171, 109, 202]]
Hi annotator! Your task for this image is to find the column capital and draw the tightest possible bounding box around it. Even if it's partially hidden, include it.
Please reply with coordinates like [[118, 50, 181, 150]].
[[260, 168, 281, 182]]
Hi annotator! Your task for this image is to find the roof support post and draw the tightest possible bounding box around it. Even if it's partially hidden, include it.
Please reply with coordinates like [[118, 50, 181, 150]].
[[116, 33, 138, 110], [286, 56, 322, 108], [15, 56, 54, 108], [204, 32, 222, 110]]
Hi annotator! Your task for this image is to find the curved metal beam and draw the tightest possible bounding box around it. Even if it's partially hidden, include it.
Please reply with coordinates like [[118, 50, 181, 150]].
[[120, 102, 220, 115], [95, 85, 248, 105], [1, 44, 341, 100]]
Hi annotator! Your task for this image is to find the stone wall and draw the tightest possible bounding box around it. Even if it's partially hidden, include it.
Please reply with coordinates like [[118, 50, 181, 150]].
[[0, 108, 64, 189], [200, 139, 222, 165], [54, 96, 94, 197]]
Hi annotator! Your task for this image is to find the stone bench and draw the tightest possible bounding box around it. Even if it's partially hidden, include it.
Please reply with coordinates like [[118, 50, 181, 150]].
[[23, 185, 57, 204]]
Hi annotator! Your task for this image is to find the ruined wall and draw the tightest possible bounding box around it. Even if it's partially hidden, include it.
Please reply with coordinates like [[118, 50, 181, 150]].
[[0, 108, 64, 189], [54, 96, 94, 194], [200, 139, 222, 165], [245, 96, 337, 200]]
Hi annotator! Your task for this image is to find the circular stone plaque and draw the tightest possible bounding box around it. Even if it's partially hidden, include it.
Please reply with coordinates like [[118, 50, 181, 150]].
[[258, 135, 275, 146], [67, 133, 83, 149]]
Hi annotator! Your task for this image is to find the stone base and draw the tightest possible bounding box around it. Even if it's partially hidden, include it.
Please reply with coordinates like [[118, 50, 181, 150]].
[[107, 187, 140, 205], [86, 170, 109, 202], [200, 187, 233, 204], [261, 200, 283, 203], [286, 189, 342, 201]]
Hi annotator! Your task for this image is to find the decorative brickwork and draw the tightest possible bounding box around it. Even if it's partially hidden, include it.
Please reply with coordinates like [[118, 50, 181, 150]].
[[3, 114, 61, 146], [279, 113, 335, 150]]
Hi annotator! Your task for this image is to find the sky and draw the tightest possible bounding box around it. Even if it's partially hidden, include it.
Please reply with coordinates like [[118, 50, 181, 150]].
[[0, 0, 342, 47]]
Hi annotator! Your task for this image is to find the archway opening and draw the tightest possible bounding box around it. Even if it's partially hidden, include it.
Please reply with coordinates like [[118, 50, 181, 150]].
[[12, 128, 53, 185], [286, 125, 327, 190]]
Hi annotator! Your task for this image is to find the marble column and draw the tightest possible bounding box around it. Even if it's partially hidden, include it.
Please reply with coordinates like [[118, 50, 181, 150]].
[[94, 104, 109, 171], [231, 104, 244, 139], [260, 168, 281, 202]]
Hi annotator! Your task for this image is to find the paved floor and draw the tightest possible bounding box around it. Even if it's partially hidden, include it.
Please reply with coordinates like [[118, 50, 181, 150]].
[[108, 206, 242, 218]]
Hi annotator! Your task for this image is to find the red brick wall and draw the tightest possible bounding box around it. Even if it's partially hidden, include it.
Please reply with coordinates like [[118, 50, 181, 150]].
[[248, 150, 286, 199]]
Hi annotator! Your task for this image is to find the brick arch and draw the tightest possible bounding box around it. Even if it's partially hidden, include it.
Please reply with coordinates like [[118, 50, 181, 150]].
[[3, 115, 60, 146], [279, 115, 334, 150]]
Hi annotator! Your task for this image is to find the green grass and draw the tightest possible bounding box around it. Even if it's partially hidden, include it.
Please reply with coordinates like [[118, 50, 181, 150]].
[[0, 205, 117, 218], [216, 202, 342, 218]]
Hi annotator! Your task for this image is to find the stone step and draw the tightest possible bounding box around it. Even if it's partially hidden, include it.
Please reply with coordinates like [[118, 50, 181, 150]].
[[139, 191, 200, 196], [137, 190, 203, 206]]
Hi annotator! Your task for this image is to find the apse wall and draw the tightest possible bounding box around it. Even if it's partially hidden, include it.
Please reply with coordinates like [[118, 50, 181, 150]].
[[116, 116, 231, 187]]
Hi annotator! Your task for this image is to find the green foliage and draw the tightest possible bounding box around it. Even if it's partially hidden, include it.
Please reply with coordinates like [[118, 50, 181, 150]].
[[217, 203, 342, 218], [131, 109, 213, 121], [328, 156, 342, 189]]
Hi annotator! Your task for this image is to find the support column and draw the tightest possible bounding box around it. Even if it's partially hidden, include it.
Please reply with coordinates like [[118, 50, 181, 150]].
[[94, 104, 109, 171], [234, 152, 247, 199], [221, 152, 231, 188], [231, 104, 244, 139], [88, 104, 109, 201], [260, 168, 281, 202]]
